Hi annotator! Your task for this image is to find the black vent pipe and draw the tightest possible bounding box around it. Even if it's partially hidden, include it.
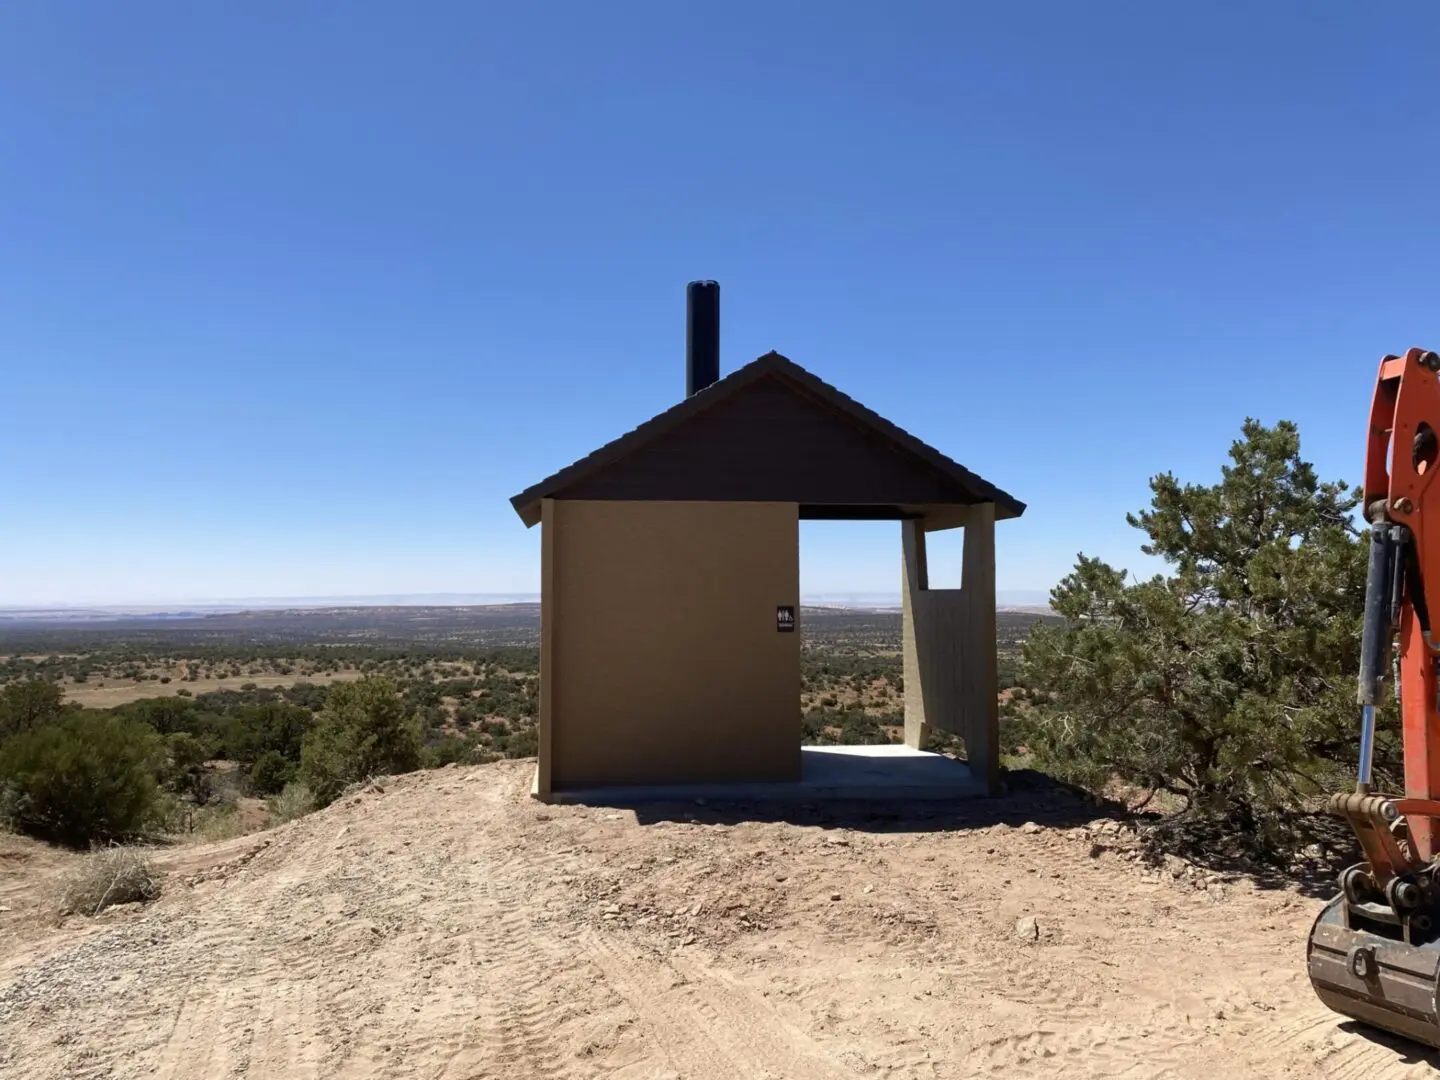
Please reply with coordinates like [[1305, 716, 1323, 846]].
[[686, 280, 720, 397]]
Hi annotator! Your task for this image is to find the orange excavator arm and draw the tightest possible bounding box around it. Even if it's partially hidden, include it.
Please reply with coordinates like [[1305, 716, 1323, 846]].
[[1362, 349, 1440, 861], [1309, 347, 1440, 1049]]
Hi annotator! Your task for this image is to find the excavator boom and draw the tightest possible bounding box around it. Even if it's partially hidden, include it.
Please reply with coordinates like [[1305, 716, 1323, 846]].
[[1308, 346, 1440, 1046]]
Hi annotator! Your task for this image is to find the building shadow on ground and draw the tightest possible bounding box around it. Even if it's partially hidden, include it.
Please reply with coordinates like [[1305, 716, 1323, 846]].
[[572, 766, 1353, 902], [605, 766, 1115, 835]]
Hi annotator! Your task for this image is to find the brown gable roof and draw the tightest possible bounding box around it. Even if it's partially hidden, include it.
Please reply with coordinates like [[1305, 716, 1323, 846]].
[[510, 352, 1024, 528]]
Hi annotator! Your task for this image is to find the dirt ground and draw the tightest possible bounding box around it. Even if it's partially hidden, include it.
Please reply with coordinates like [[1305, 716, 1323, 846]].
[[0, 761, 1435, 1080]]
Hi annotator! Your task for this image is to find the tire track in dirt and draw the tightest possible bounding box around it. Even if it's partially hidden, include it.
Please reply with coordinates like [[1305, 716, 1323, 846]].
[[149, 875, 338, 1078], [968, 1023, 1196, 1079], [247, 977, 323, 1080], [1252, 1006, 1440, 1080], [154, 983, 242, 1080], [467, 799, 798, 1077], [444, 836, 595, 1078], [582, 928, 859, 1080], [431, 935, 506, 1080]]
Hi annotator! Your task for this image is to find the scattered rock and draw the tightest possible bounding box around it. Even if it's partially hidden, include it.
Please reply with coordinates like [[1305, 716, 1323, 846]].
[[1015, 915, 1040, 941], [830, 892, 842, 902], [97, 902, 142, 919], [1021, 822, 1042, 835]]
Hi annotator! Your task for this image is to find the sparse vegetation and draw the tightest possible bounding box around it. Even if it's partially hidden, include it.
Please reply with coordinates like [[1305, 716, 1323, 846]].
[[0, 603, 1052, 853]]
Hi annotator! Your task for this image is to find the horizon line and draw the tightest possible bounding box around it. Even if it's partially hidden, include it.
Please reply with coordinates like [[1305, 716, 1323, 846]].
[[0, 588, 1054, 614]]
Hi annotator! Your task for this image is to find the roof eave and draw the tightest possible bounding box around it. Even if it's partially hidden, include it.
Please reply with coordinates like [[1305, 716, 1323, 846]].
[[516, 494, 1023, 529]]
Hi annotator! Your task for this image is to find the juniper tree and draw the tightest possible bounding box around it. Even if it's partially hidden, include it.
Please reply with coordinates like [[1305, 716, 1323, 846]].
[[1010, 420, 1390, 836]]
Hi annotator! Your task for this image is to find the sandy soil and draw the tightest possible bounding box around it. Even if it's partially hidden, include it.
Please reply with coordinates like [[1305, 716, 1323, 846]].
[[0, 761, 1434, 1080]]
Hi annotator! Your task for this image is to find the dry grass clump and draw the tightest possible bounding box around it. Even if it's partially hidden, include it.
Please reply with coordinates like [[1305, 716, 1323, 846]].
[[191, 801, 248, 843], [267, 781, 316, 825], [54, 845, 162, 916]]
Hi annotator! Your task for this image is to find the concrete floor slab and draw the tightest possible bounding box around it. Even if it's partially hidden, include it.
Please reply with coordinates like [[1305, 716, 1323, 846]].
[[538, 744, 988, 805]]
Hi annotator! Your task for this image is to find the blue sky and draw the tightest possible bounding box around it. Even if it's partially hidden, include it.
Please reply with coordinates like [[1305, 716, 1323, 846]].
[[2, 3, 1437, 606]]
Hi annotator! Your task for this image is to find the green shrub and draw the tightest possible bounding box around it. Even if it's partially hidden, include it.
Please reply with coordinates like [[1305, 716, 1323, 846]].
[[249, 749, 294, 795], [117, 697, 199, 737], [420, 734, 479, 769], [496, 727, 538, 759], [0, 679, 66, 738], [0, 715, 163, 848], [299, 677, 422, 806], [148, 793, 190, 834], [162, 731, 212, 801], [800, 707, 893, 746], [223, 702, 313, 768]]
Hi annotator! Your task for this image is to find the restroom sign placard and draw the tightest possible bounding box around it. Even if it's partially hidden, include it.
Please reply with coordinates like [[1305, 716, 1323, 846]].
[[776, 606, 795, 632]]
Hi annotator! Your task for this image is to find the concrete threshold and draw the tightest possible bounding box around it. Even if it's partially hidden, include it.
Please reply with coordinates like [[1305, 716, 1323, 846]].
[[537, 743, 988, 805]]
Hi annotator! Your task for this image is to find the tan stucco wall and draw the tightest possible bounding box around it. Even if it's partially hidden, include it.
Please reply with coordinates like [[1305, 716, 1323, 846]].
[[540, 500, 801, 792], [901, 505, 1000, 794]]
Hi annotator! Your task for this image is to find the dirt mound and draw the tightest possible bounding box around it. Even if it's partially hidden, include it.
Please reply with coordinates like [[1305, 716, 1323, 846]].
[[0, 761, 1431, 1079]]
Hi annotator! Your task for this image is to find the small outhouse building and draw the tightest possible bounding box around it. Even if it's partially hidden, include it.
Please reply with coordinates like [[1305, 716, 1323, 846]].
[[510, 282, 1024, 802]]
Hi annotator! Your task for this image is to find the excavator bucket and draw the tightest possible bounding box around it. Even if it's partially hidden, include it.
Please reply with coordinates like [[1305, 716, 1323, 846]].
[[1308, 897, 1440, 1048], [1307, 793, 1440, 1046]]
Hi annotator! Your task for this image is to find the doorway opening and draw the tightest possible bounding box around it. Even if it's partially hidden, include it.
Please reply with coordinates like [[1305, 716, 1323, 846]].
[[797, 519, 905, 750]]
